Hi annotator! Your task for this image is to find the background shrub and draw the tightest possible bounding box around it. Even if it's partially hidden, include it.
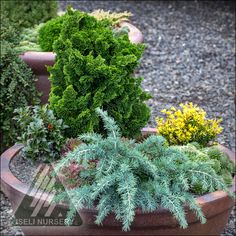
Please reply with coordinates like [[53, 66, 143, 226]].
[[1, 0, 58, 30], [89, 9, 131, 25], [0, 15, 40, 152], [0, 11, 20, 45], [15, 24, 43, 53], [49, 9, 151, 138]]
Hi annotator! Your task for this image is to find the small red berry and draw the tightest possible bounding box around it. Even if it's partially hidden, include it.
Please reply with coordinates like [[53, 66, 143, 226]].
[[47, 124, 53, 130]]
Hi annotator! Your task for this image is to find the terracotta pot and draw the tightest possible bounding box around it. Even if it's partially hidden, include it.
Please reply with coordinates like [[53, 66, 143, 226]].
[[1, 128, 235, 235], [119, 21, 144, 44], [19, 22, 143, 105], [19, 52, 55, 104]]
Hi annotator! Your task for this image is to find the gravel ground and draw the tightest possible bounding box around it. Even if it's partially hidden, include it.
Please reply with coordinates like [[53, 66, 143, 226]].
[[9, 153, 41, 185], [1, 1, 235, 235]]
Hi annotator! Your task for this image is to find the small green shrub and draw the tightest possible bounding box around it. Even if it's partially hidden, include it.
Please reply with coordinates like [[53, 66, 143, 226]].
[[0, 16, 40, 152], [14, 105, 67, 162], [49, 9, 151, 138], [176, 143, 235, 194], [206, 146, 235, 185], [1, 0, 58, 30], [38, 15, 67, 52], [53, 108, 232, 231]]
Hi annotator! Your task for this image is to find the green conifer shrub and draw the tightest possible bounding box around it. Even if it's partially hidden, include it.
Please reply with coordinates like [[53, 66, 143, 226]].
[[49, 9, 151, 138], [53, 108, 233, 231], [206, 146, 235, 185], [38, 8, 131, 52], [1, 0, 58, 30], [38, 15, 67, 52], [0, 15, 40, 152], [175, 143, 235, 194]]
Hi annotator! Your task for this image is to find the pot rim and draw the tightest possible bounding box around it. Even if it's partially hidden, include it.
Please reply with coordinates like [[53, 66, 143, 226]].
[[1, 127, 235, 213]]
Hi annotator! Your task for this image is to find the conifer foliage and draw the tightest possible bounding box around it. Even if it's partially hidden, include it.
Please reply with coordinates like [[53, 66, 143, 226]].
[[54, 108, 233, 231], [48, 8, 151, 138], [1, 0, 58, 30], [0, 15, 39, 152]]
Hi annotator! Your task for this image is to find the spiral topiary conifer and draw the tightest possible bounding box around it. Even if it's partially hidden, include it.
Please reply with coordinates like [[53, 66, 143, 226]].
[[48, 8, 151, 138]]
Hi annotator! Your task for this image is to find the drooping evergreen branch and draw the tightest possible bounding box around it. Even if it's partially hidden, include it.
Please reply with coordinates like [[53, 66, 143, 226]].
[[53, 108, 233, 231]]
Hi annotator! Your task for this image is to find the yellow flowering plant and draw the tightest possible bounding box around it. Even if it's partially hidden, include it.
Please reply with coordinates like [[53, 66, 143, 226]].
[[156, 102, 223, 146]]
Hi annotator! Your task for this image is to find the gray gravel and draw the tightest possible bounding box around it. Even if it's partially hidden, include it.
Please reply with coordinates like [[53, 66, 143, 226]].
[[9, 153, 40, 185], [0, 193, 23, 236], [1, 1, 235, 235]]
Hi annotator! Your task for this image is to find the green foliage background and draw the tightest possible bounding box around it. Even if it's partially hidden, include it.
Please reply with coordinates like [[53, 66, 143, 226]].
[[49, 9, 151, 138], [0, 14, 40, 152], [1, 0, 58, 30]]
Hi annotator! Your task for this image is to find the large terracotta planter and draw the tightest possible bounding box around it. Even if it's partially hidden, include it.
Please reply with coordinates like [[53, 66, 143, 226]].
[[1, 128, 235, 235], [19, 22, 143, 104]]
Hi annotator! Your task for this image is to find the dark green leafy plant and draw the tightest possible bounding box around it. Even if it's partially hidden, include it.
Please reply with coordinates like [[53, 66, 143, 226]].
[[0, 12, 20, 45], [0, 15, 40, 152], [49, 9, 151, 138], [53, 108, 233, 231], [1, 0, 58, 30], [14, 105, 67, 162]]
